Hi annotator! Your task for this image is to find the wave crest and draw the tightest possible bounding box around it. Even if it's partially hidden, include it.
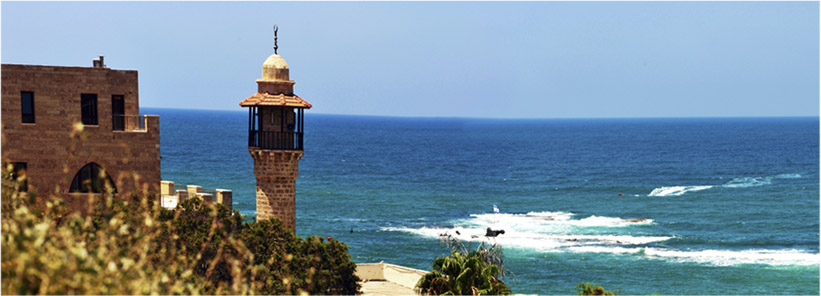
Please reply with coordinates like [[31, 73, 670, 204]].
[[381, 226, 671, 250], [647, 173, 803, 196], [722, 177, 772, 188], [383, 225, 819, 266], [567, 246, 820, 267], [380, 208, 818, 267], [466, 211, 653, 229], [648, 186, 712, 197]]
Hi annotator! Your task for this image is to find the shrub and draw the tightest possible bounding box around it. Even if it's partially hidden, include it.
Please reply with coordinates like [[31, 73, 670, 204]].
[[239, 216, 360, 295], [416, 235, 512, 295], [575, 282, 617, 295], [1, 166, 360, 295], [1, 172, 207, 294]]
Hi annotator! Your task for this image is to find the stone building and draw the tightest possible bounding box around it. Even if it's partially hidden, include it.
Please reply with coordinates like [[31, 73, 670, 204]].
[[240, 45, 311, 231], [1, 57, 160, 208]]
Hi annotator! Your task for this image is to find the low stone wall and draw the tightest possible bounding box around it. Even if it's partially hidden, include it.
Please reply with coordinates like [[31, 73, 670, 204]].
[[356, 262, 427, 290], [160, 180, 232, 211]]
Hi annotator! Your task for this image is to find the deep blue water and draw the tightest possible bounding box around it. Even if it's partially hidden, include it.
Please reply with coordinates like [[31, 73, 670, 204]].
[[149, 107, 819, 295]]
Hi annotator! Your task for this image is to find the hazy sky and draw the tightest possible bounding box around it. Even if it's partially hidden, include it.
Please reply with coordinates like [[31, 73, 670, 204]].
[[2, 1, 818, 118]]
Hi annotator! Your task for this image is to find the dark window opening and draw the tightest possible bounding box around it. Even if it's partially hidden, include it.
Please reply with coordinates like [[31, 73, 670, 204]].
[[10, 162, 28, 192], [21, 91, 34, 123], [81, 94, 98, 125], [112, 95, 125, 130], [69, 163, 116, 193]]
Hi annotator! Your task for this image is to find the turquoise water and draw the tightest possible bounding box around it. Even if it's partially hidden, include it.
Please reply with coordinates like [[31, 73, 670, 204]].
[[152, 108, 819, 294]]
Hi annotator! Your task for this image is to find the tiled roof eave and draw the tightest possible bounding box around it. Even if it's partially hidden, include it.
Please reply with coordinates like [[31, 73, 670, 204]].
[[238, 93, 312, 109]]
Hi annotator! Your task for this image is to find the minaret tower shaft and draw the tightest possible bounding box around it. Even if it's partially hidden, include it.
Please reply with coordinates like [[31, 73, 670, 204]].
[[239, 28, 312, 232]]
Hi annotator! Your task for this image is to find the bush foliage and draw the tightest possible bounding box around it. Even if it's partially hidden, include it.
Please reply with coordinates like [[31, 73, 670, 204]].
[[1, 166, 360, 295], [575, 282, 617, 295], [416, 234, 512, 295]]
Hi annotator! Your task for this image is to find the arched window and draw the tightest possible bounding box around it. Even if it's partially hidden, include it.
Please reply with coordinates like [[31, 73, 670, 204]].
[[69, 163, 117, 193]]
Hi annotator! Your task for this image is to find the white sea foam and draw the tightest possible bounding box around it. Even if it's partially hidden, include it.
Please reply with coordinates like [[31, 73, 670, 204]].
[[383, 224, 818, 266], [647, 173, 803, 196], [381, 208, 818, 267], [722, 177, 772, 188], [648, 186, 712, 196], [466, 211, 653, 231], [382, 211, 662, 248], [566, 246, 820, 267], [382, 210, 668, 254], [381, 226, 671, 251], [577, 215, 654, 227]]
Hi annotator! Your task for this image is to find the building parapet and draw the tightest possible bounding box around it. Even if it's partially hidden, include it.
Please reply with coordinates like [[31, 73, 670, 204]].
[[160, 180, 232, 211], [356, 262, 427, 295]]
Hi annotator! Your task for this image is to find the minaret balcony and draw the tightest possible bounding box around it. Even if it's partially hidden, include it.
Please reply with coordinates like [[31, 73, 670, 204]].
[[248, 130, 303, 150]]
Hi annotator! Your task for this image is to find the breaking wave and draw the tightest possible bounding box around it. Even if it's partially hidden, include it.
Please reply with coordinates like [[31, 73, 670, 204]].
[[722, 177, 773, 188], [382, 226, 670, 250], [648, 186, 712, 197], [774, 173, 802, 179], [465, 211, 653, 230], [648, 173, 802, 196], [566, 246, 820, 267], [382, 210, 819, 267], [382, 211, 660, 248]]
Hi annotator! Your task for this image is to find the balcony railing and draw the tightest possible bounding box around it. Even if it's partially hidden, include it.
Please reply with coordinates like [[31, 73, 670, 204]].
[[249, 131, 303, 150], [112, 115, 146, 131]]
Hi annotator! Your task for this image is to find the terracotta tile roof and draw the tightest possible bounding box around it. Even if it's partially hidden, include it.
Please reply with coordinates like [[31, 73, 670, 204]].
[[239, 93, 312, 108]]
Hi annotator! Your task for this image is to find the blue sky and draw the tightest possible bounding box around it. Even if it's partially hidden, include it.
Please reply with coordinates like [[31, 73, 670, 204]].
[[2, 1, 818, 118]]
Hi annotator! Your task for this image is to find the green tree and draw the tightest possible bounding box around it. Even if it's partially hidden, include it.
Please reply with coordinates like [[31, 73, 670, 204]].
[[239, 218, 360, 295], [416, 235, 511, 295]]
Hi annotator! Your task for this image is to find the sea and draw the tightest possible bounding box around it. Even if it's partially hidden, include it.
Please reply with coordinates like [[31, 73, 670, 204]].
[[149, 107, 819, 295]]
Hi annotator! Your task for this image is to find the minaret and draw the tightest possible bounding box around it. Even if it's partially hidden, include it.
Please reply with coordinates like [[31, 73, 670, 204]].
[[240, 26, 311, 232]]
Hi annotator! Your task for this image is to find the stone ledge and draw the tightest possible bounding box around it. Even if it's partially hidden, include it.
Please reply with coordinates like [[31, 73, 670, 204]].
[[356, 262, 427, 294]]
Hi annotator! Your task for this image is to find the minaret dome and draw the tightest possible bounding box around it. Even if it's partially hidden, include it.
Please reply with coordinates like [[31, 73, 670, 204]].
[[261, 53, 289, 81]]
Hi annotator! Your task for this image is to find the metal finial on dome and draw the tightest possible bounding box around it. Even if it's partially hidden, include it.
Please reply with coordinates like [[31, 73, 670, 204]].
[[273, 25, 279, 54]]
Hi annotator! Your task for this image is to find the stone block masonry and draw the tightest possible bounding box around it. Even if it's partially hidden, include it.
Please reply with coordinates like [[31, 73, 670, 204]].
[[216, 189, 232, 207], [1, 64, 160, 208], [249, 148, 303, 231]]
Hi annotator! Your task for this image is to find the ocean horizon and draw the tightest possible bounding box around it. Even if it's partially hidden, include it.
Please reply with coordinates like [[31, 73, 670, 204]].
[[145, 106, 819, 120], [149, 107, 819, 294]]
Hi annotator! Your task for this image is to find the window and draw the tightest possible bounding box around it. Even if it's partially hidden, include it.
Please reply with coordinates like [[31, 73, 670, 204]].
[[21, 91, 34, 123], [69, 163, 116, 193], [9, 162, 27, 192], [112, 95, 125, 130], [81, 93, 98, 125]]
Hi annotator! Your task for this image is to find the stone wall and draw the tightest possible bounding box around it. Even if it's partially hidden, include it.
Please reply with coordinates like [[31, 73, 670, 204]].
[[1, 64, 160, 202], [356, 262, 428, 290], [159, 180, 233, 211], [249, 148, 302, 232]]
